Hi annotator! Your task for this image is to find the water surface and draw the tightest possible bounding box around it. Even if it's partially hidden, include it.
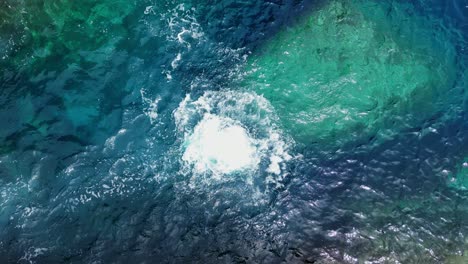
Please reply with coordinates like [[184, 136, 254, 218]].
[[0, 0, 467, 263]]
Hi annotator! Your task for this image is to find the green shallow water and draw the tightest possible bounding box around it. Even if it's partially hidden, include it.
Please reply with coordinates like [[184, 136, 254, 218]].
[[0, 0, 136, 69], [243, 0, 458, 147]]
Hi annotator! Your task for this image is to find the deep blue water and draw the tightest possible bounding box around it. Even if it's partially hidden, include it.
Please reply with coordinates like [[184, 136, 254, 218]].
[[0, 0, 467, 263]]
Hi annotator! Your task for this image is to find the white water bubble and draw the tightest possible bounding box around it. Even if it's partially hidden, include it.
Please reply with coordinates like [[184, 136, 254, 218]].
[[175, 90, 294, 186], [182, 114, 260, 176], [140, 89, 160, 124]]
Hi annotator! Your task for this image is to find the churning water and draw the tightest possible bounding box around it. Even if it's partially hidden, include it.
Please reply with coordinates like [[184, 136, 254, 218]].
[[0, 0, 467, 263]]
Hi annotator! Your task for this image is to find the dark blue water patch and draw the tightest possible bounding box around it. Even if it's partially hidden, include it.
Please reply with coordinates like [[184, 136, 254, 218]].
[[282, 162, 466, 259], [191, 0, 326, 50], [411, 0, 468, 34], [280, 107, 468, 261]]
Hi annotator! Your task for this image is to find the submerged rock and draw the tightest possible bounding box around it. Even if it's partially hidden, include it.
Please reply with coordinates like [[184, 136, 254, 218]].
[[243, 0, 457, 147]]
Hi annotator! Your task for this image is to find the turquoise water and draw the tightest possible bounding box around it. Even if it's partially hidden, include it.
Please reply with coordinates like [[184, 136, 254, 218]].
[[0, 0, 467, 263]]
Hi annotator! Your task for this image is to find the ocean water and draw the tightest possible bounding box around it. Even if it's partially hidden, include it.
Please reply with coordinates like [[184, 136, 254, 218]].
[[0, 0, 467, 263]]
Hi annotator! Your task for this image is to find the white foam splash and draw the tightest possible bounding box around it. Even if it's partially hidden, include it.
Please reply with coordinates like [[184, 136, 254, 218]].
[[174, 90, 293, 183], [140, 89, 160, 124], [20, 247, 48, 264], [183, 114, 259, 176], [144, 5, 155, 15], [165, 4, 204, 49], [171, 53, 182, 69]]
